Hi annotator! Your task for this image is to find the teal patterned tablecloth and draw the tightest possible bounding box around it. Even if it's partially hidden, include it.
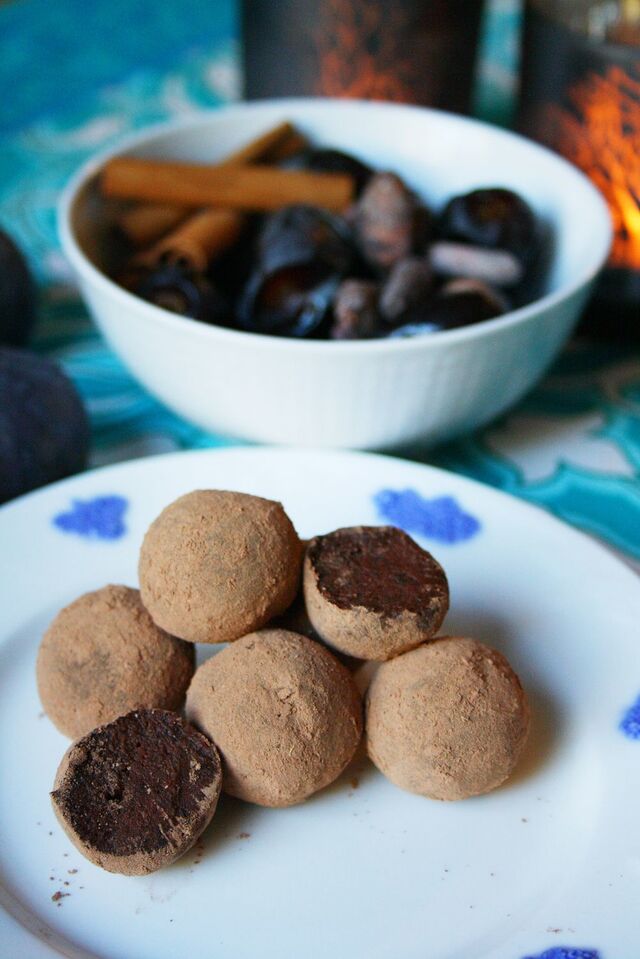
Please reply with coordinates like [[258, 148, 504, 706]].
[[1, 0, 639, 566]]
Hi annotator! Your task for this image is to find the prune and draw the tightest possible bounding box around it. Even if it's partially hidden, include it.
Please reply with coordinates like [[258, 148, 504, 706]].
[[353, 173, 419, 273], [439, 188, 537, 263], [135, 265, 227, 324], [238, 205, 355, 337], [303, 149, 373, 196], [411, 278, 508, 332], [238, 265, 339, 337], [257, 205, 354, 277], [330, 280, 381, 340], [0, 228, 37, 346], [0, 348, 90, 504], [379, 257, 433, 326]]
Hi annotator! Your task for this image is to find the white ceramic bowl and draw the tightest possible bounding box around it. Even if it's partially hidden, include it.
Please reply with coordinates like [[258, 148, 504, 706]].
[[59, 99, 611, 450]]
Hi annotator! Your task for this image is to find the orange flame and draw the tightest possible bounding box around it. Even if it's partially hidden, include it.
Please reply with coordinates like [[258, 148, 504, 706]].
[[545, 66, 640, 270]]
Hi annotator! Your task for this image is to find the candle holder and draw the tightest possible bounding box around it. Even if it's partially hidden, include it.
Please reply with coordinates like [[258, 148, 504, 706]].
[[241, 0, 485, 115], [519, 0, 640, 339]]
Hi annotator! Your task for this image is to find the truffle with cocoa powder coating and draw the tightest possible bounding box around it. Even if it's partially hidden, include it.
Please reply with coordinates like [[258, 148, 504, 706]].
[[138, 490, 303, 644], [303, 526, 449, 661], [37, 585, 194, 739], [51, 709, 222, 875], [186, 629, 362, 807], [366, 637, 530, 800]]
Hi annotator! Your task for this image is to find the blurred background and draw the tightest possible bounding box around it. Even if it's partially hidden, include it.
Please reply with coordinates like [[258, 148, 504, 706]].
[[1, 0, 639, 566]]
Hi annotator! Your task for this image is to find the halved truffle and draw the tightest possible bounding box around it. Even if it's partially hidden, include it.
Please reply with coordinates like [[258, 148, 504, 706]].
[[186, 629, 363, 807], [366, 637, 531, 800], [139, 490, 303, 644], [303, 526, 449, 661], [51, 709, 222, 875], [37, 585, 195, 739]]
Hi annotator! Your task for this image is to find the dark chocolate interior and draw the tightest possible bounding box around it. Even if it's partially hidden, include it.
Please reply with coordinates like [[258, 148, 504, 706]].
[[52, 709, 220, 857], [309, 526, 448, 618]]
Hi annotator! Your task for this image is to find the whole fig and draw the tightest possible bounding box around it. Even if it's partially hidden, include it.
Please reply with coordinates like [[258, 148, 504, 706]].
[[0, 348, 90, 504]]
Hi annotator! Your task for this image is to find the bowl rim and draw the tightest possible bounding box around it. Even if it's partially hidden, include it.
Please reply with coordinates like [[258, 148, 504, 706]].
[[58, 96, 613, 355]]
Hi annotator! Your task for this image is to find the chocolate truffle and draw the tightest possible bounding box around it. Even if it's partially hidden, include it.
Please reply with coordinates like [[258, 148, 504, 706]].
[[270, 589, 362, 673], [51, 709, 222, 875], [37, 585, 195, 739], [139, 490, 303, 645], [366, 637, 530, 800], [303, 526, 449, 661], [186, 629, 362, 807]]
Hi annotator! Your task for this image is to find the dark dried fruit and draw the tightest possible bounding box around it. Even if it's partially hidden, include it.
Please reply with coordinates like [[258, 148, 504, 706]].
[[354, 173, 419, 273], [0, 228, 37, 346], [303, 149, 373, 196], [238, 265, 339, 337], [379, 257, 433, 325], [238, 205, 355, 337], [257, 205, 354, 277], [439, 188, 537, 263], [417, 278, 507, 332], [330, 279, 381, 340], [135, 265, 227, 323], [0, 348, 90, 504]]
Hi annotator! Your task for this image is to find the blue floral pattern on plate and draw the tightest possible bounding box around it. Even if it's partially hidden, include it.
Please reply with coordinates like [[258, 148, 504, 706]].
[[374, 488, 481, 544], [620, 694, 640, 740], [53, 495, 128, 540], [521, 949, 600, 959]]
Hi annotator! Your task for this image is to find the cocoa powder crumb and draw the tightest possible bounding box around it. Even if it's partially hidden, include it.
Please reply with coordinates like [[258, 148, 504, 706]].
[[51, 891, 69, 903], [238, 832, 251, 840]]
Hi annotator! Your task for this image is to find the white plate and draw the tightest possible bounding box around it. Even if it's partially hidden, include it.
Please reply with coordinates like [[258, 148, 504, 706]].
[[0, 447, 638, 959]]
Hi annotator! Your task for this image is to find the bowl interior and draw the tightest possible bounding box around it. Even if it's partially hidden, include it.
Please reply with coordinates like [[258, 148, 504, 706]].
[[68, 99, 611, 327]]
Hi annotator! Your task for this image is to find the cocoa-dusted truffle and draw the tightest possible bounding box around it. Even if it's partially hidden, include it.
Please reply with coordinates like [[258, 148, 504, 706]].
[[37, 585, 195, 739], [303, 526, 449, 661], [366, 637, 530, 800], [186, 629, 362, 807], [51, 709, 222, 875], [139, 490, 303, 645], [270, 589, 362, 673]]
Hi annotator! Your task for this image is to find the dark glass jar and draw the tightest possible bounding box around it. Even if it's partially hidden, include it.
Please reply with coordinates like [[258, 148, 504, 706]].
[[519, 0, 640, 340], [241, 0, 485, 115]]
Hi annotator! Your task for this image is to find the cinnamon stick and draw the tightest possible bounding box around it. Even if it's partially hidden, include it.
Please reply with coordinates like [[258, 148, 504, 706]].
[[116, 122, 306, 246], [117, 203, 190, 247], [103, 160, 354, 212], [138, 208, 244, 272]]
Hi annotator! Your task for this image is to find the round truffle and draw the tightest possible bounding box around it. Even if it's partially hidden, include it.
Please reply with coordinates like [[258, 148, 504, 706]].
[[366, 637, 530, 800], [186, 629, 363, 807], [270, 589, 362, 673], [303, 526, 449, 661], [51, 709, 222, 875], [37, 585, 195, 739], [139, 490, 303, 644]]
